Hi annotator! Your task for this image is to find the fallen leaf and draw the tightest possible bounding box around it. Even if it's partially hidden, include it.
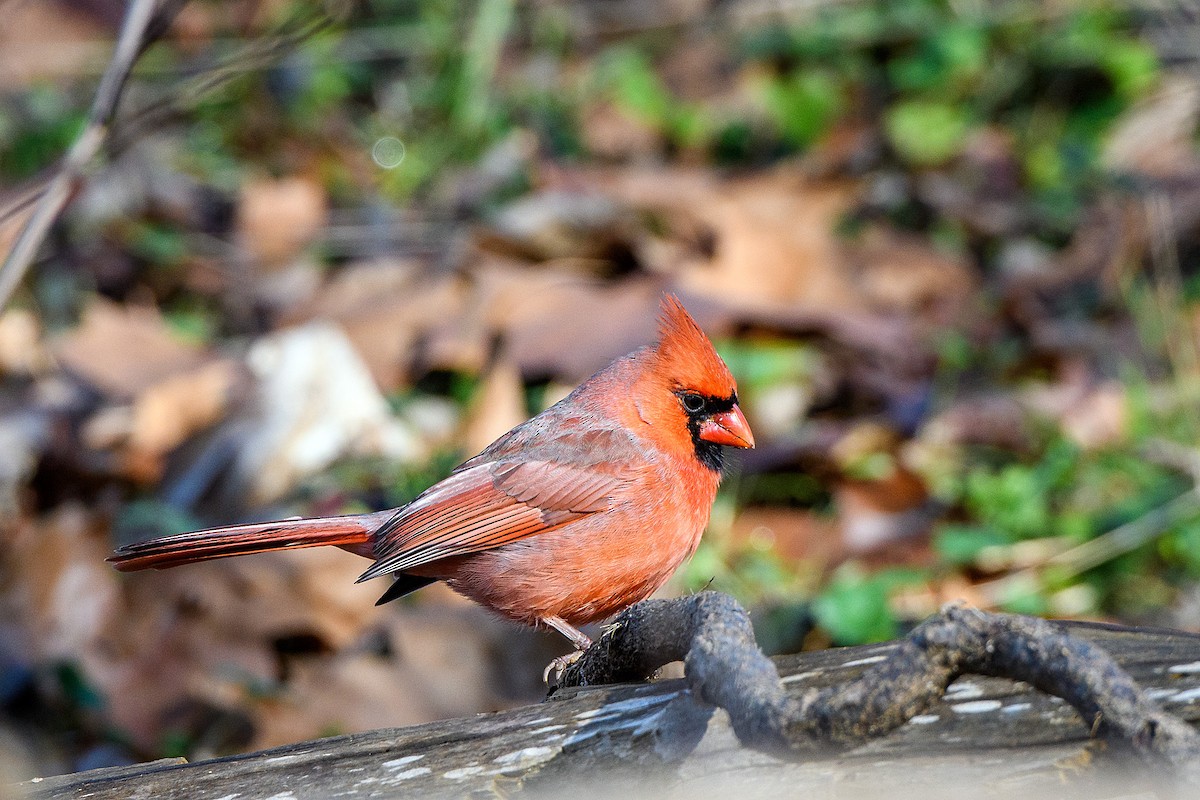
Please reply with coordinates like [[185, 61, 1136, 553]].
[[126, 358, 243, 460], [846, 226, 976, 321], [1104, 75, 1200, 178], [580, 102, 663, 161], [478, 189, 637, 266], [54, 299, 209, 399], [236, 175, 328, 268], [462, 354, 527, 455], [0, 0, 111, 88], [295, 262, 465, 392], [232, 323, 426, 503], [0, 309, 49, 376]]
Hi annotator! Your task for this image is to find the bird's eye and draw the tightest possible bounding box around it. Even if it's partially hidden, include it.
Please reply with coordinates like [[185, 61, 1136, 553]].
[[681, 392, 706, 414]]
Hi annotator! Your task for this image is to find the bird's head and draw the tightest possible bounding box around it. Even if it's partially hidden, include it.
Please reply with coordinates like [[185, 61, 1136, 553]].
[[642, 295, 754, 472]]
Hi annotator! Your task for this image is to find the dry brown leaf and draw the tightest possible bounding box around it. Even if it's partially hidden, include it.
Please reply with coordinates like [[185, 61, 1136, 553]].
[[0, 309, 49, 376], [677, 175, 864, 312], [95, 547, 384, 748], [0, 0, 111, 88], [0, 506, 120, 664], [478, 189, 636, 265], [1105, 75, 1200, 178], [1022, 365, 1128, 450], [835, 476, 931, 553], [847, 226, 976, 320], [126, 358, 242, 459], [892, 575, 990, 619], [462, 356, 527, 455], [250, 654, 434, 749], [730, 507, 842, 568], [580, 103, 664, 161], [422, 261, 663, 380], [1059, 383, 1128, 450], [295, 264, 465, 392], [54, 299, 208, 399], [236, 175, 328, 268]]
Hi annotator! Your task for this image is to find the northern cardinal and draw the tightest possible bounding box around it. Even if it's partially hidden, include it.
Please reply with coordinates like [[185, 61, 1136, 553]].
[[109, 295, 754, 672]]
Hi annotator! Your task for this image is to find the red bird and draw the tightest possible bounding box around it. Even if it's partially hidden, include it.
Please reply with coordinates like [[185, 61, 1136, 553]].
[[109, 296, 754, 672]]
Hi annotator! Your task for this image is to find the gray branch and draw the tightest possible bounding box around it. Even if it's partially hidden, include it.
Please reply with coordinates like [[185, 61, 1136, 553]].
[[0, 0, 188, 310], [20, 594, 1200, 799], [560, 593, 1200, 774]]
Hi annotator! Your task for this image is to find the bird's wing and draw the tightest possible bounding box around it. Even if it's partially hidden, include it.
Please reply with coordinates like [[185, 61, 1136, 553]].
[[357, 431, 642, 581]]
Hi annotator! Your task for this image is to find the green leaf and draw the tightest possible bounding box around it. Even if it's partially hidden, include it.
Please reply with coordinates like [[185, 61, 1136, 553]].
[[1104, 40, 1158, 99], [884, 101, 972, 166], [605, 48, 675, 128], [934, 525, 1010, 565], [759, 69, 841, 148], [813, 566, 899, 644]]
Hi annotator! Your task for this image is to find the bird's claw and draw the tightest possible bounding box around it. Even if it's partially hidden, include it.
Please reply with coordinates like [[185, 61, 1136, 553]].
[[543, 650, 584, 685]]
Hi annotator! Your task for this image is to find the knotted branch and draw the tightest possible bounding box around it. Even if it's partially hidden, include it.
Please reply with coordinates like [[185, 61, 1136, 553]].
[[558, 592, 1200, 778]]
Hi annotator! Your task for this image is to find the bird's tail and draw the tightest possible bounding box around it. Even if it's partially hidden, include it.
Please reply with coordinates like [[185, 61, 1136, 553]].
[[108, 511, 392, 571]]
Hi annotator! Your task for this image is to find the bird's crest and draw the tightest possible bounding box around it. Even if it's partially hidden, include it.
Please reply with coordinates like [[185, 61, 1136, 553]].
[[653, 295, 736, 398]]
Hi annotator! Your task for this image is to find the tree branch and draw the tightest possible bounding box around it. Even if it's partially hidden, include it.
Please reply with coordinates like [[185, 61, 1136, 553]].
[[0, 0, 188, 311], [558, 592, 1200, 778]]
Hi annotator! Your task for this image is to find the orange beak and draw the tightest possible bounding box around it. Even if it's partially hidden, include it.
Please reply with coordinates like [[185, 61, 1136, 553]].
[[698, 405, 755, 449]]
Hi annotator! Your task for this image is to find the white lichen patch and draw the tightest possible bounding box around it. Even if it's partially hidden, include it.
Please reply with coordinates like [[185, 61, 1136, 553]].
[[493, 746, 558, 771], [574, 694, 673, 719], [262, 793, 298, 800], [574, 708, 610, 721], [524, 716, 555, 726], [382, 754, 426, 769], [841, 655, 888, 668], [390, 767, 431, 781], [566, 706, 669, 746], [909, 714, 939, 725], [1168, 661, 1200, 675], [530, 725, 567, 735], [1002, 702, 1032, 714], [442, 765, 485, 780], [950, 700, 1003, 714], [781, 670, 822, 684], [1171, 686, 1200, 703], [945, 682, 983, 699]]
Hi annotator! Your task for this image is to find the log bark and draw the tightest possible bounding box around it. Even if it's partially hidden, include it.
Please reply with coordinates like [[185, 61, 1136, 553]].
[[20, 600, 1200, 800]]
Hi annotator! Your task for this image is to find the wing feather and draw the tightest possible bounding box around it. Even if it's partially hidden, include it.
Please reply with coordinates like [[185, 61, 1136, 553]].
[[357, 431, 640, 582]]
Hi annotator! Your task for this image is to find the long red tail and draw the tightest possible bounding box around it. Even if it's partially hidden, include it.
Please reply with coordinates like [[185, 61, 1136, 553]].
[[108, 511, 393, 571]]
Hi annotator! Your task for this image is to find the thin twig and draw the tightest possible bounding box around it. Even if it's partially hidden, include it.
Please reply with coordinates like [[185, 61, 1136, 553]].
[[0, 0, 187, 311], [0, 7, 337, 235]]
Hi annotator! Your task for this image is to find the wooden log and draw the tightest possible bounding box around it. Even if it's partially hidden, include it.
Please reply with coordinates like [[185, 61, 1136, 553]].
[[20, 621, 1200, 800]]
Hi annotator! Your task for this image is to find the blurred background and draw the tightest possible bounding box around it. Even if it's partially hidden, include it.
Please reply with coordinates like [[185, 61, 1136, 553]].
[[2, 0, 1199, 781]]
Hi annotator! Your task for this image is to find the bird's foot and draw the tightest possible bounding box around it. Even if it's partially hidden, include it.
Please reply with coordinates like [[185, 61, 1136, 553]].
[[543, 650, 585, 685]]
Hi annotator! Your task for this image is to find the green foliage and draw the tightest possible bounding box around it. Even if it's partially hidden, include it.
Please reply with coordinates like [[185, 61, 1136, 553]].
[[54, 662, 104, 711], [813, 565, 924, 644], [730, 0, 1158, 236], [0, 85, 86, 179], [598, 47, 710, 150], [884, 100, 971, 166], [124, 220, 189, 269], [717, 338, 822, 397], [757, 68, 843, 149], [930, 430, 1198, 615]]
